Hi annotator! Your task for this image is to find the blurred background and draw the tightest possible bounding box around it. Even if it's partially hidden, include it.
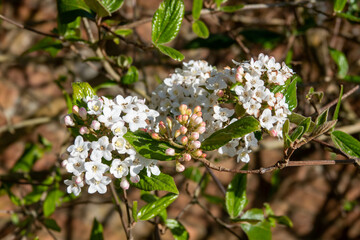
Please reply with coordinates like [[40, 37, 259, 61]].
[[0, 0, 360, 239]]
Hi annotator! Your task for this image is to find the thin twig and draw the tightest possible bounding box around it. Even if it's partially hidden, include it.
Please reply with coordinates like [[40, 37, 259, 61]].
[[123, 189, 134, 240], [0, 14, 61, 39], [0, 117, 51, 134], [109, 182, 129, 239], [205, 166, 226, 196], [318, 85, 359, 114]]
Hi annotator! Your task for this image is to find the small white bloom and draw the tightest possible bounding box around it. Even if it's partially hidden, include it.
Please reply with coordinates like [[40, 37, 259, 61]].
[[259, 109, 277, 130], [112, 136, 127, 154], [65, 157, 85, 176], [98, 106, 122, 127], [87, 176, 111, 194], [86, 96, 103, 115], [141, 158, 160, 177], [64, 176, 84, 196], [115, 95, 135, 113], [111, 121, 127, 136], [243, 99, 261, 117], [67, 136, 90, 159], [218, 139, 239, 157], [84, 161, 109, 181], [110, 158, 131, 178], [237, 148, 252, 163], [213, 106, 234, 122], [90, 136, 114, 161], [123, 110, 148, 132], [244, 133, 258, 149], [206, 76, 227, 90]]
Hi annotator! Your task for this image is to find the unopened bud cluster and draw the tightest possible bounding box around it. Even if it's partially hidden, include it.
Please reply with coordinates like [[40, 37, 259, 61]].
[[149, 105, 207, 172]]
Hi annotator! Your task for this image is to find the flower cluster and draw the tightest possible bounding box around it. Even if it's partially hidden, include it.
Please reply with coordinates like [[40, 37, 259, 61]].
[[62, 95, 160, 196], [151, 54, 294, 163], [150, 104, 207, 172]]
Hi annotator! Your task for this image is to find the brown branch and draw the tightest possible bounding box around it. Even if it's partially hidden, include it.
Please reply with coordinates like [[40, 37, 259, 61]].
[[205, 166, 226, 196], [319, 85, 359, 114], [109, 182, 129, 239], [0, 14, 61, 39], [0, 117, 52, 134]]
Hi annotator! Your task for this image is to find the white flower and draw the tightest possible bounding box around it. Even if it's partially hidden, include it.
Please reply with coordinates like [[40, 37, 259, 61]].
[[245, 74, 264, 89], [141, 158, 161, 177], [67, 136, 90, 159], [86, 96, 103, 115], [98, 106, 122, 127], [123, 110, 148, 132], [243, 99, 261, 117], [87, 176, 111, 194], [259, 109, 277, 130], [90, 136, 113, 161], [64, 176, 84, 196], [234, 85, 252, 103], [218, 139, 239, 157], [252, 86, 268, 102], [65, 157, 85, 176], [167, 85, 184, 100], [237, 148, 251, 163], [129, 156, 144, 177], [115, 95, 135, 113], [84, 161, 109, 181], [206, 76, 227, 90], [111, 121, 127, 136], [112, 136, 127, 153], [110, 158, 131, 178], [244, 133, 258, 149], [213, 106, 234, 122]]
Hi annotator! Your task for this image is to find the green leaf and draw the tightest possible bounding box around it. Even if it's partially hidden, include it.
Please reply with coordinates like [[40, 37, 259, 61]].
[[284, 78, 297, 111], [114, 28, 133, 37], [156, 44, 184, 61], [84, 0, 111, 17], [225, 174, 247, 218], [290, 126, 304, 142], [165, 219, 189, 240], [192, 20, 209, 39], [201, 116, 260, 151], [57, 0, 95, 24], [124, 130, 179, 161], [24, 37, 62, 57], [241, 220, 272, 240], [72, 82, 96, 106], [130, 170, 179, 194], [43, 218, 61, 232], [331, 131, 360, 158], [333, 85, 343, 121], [152, 0, 185, 44], [220, 4, 244, 12], [11, 143, 44, 173], [93, 81, 118, 92], [330, 48, 349, 79], [268, 215, 293, 228], [334, 0, 347, 12], [90, 218, 104, 240], [101, 0, 124, 13], [215, 0, 227, 8], [343, 75, 360, 83], [337, 12, 360, 22], [239, 208, 264, 223], [132, 201, 138, 222], [183, 167, 202, 183], [43, 189, 63, 217], [316, 109, 329, 127], [121, 66, 139, 85], [137, 193, 178, 220], [192, 0, 202, 20], [298, 117, 311, 135], [203, 194, 224, 205]]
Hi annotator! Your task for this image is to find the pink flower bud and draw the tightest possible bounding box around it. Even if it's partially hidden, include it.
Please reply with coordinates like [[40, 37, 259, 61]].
[[75, 176, 83, 184], [72, 105, 79, 115], [179, 104, 188, 115], [64, 115, 75, 127], [186, 109, 192, 116], [194, 117, 203, 126], [183, 153, 191, 161], [201, 153, 207, 158], [182, 115, 189, 124], [237, 66, 244, 75], [196, 111, 202, 117], [190, 132, 200, 140], [166, 117, 173, 130], [194, 106, 202, 114], [174, 130, 181, 138], [61, 160, 68, 167], [79, 126, 90, 135], [159, 121, 167, 135], [176, 162, 185, 172], [196, 126, 206, 134], [181, 136, 188, 145], [91, 120, 100, 130], [190, 141, 201, 149], [120, 178, 130, 190], [151, 132, 161, 140], [217, 90, 225, 97], [165, 148, 175, 156], [235, 73, 243, 82], [79, 107, 87, 120], [270, 129, 278, 137], [275, 92, 283, 99], [130, 175, 140, 183], [192, 149, 203, 157], [180, 126, 187, 135]]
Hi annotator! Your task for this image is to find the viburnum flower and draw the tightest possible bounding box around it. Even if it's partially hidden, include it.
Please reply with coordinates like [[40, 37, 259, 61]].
[[213, 106, 234, 122], [206, 76, 227, 90], [114, 95, 134, 113], [67, 136, 90, 159], [86, 96, 103, 115], [142, 158, 161, 177], [237, 148, 251, 163], [98, 106, 122, 127], [244, 133, 258, 149], [111, 121, 127, 136], [110, 158, 131, 178], [218, 139, 239, 157], [64, 176, 84, 196], [259, 109, 277, 130], [90, 136, 114, 161], [84, 161, 109, 181], [64, 157, 85, 176], [86, 176, 111, 194], [123, 110, 148, 132], [112, 136, 127, 154]]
